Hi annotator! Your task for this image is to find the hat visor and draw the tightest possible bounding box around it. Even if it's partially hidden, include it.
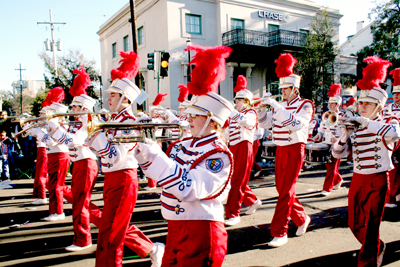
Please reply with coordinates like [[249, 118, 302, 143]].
[[70, 101, 83, 107], [184, 106, 208, 117], [358, 96, 379, 104], [105, 88, 122, 94]]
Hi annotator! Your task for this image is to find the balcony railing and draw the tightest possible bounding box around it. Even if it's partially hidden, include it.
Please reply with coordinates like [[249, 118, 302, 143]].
[[222, 29, 307, 48]]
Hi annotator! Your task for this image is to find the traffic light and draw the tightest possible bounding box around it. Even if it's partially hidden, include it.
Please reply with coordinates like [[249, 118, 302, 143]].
[[147, 52, 155, 70], [160, 52, 170, 77]]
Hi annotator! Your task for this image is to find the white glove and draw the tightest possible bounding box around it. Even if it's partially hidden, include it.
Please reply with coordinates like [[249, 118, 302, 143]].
[[47, 118, 60, 132], [263, 92, 272, 98], [29, 127, 41, 137], [312, 133, 322, 142], [346, 116, 369, 128], [339, 126, 353, 143], [164, 109, 176, 121], [98, 108, 109, 114], [262, 98, 281, 109], [134, 138, 162, 164], [229, 109, 239, 119]]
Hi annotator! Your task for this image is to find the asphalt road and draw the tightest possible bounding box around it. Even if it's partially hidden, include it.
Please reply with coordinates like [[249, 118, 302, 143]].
[[1, 163, 400, 267]]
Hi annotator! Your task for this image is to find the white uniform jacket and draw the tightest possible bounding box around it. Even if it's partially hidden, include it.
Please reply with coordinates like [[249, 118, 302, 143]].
[[89, 107, 139, 172], [137, 132, 233, 222], [50, 122, 96, 162], [31, 126, 69, 154], [383, 103, 400, 119], [166, 115, 191, 139], [258, 95, 314, 146], [316, 111, 344, 145], [228, 108, 257, 146], [332, 116, 400, 174]]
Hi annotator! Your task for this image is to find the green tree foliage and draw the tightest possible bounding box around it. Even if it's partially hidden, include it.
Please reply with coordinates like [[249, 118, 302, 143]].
[[0, 89, 33, 116], [297, 9, 339, 106], [37, 49, 100, 108]]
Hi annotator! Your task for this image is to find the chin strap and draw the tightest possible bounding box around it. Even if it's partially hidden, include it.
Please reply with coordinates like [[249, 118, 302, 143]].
[[368, 104, 380, 120], [113, 93, 126, 114], [196, 112, 213, 138]]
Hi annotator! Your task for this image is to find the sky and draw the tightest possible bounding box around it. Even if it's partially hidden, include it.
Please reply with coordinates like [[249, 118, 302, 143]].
[[0, 0, 378, 91]]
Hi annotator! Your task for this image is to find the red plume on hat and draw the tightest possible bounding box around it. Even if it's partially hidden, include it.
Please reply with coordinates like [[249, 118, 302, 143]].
[[69, 65, 91, 97], [275, 53, 297, 78], [234, 75, 247, 93], [153, 93, 167, 106], [111, 51, 140, 81], [389, 68, 400, 87], [347, 97, 356, 106], [185, 45, 232, 96], [178, 84, 189, 102], [42, 87, 65, 107], [357, 56, 392, 90], [328, 83, 342, 97]]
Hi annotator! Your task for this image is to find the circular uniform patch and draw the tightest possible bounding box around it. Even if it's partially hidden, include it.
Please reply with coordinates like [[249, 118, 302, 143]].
[[206, 158, 224, 173]]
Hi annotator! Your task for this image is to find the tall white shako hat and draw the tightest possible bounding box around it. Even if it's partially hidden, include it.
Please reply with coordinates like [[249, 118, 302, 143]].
[[389, 68, 400, 93], [234, 75, 253, 101], [69, 65, 97, 110], [357, 56, 391, 108], [179, 100, 191, 109], [275, 53, 301, 89], [177, 84, 191, 109], [42, 87, 68, 113], [328, 83, 342, 105], [107, 51, 141, 109], [39, 106, 49, 114], [184, 44, 234, 132]]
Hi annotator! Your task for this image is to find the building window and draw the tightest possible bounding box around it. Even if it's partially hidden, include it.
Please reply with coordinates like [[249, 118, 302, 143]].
[[231, 18, 244, 30], [123, 35, 129, 51], [268, 24, 279, 32], [138, 26, 144, 45], [112, 42, 117, 58], [185, 14, 202, 35]]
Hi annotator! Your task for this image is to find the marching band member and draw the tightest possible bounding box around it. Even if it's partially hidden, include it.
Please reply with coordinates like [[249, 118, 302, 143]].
[[31, 106, 49, 205], [258, 53, 313, 247], [383, 68, 400, 208], [332, 57, 399, 266], [27, 88, 70, 221], [134, 44, 233, 267], [313, 84, 344, 196], [225, 75, 262, 226], [46, 66, 99, 252], [88, 51, 162, 267]]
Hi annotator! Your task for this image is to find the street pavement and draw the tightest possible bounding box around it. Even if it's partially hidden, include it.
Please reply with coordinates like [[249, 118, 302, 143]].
[[1, 163, 400, 266]]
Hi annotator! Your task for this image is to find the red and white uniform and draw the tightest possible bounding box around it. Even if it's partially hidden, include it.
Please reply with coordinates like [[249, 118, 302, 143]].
[[383, 103, 400, 204], [50, 120, 98, 247], [332, 116, 400, 266], [167, 115, 191, 139], [225, 108, 258, 219], [258, 95, 313, 237], [252, 122, 265, 173], [32, 133, 48, 200], [137, 132, 232, 266], [315, 111, 344, 192], [89, 106, 153, 267], [32, 127, 70, 216], [307, 116, 318, 142]]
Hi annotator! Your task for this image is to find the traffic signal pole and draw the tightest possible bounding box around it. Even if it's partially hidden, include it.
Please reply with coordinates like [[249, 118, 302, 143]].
[[147, 50, 165, 94]]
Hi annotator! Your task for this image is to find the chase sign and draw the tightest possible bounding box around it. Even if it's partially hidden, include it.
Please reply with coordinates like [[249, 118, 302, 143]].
[[258, 11, 290, 23]]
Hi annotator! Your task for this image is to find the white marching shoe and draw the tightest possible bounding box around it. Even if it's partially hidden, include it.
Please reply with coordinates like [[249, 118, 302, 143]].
[[43, 213, 65, 221], [320, 190, 331, 196], [296, 215, 311, 236], [268, 235, 288, 247], [245, 199, 262, 215], [31, 198, 48, 205], [65, 244, 92, 252], [150, 242, 165, 267], [385, 203, 397, 208], [225, 217, 240, 226], [332, 180, 343, 190], [144, 186, 156, 190], [378, 242, 386, 267]]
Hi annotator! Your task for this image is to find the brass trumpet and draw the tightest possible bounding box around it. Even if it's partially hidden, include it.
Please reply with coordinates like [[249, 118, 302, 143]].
[[12, 121, 47, 140], [322, 111, 359, 129], [87, 117, 183, 143], [251, 94, 283, 108]]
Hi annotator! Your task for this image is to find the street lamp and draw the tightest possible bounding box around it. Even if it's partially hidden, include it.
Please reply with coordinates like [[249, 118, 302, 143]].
[[186, 38, 192, 83]]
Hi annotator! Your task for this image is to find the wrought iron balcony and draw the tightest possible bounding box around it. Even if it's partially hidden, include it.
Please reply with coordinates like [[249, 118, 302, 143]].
[[222, 29, 307, 48]]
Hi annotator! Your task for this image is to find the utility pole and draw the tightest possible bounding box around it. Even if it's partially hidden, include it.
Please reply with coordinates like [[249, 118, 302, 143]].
[[15, 64, 26, 115], [37, 10, 66, 77]]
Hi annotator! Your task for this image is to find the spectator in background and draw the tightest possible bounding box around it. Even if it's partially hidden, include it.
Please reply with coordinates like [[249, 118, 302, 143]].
[[0, 129, 12, 181]]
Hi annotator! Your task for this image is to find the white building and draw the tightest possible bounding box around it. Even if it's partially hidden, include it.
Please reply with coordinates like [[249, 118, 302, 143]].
[[97, 0, 342, 111], [11, 77, 46, 96]]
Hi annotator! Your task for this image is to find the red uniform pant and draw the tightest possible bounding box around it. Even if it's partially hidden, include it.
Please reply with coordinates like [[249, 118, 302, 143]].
[[71, 158, 98, 247], [252, 140, 262, 173], [62, 185, 153, 258], [388, 164, 400, 203], [162, 220, 227, 267], [322, 157, 343, 192], [225, 141, 258, 218], [47, 152, 70, 215], [271, 143, 307, 237], [348, 172, 388, 266], [96, 169, 150, 267], [33, 147, 48, 199]]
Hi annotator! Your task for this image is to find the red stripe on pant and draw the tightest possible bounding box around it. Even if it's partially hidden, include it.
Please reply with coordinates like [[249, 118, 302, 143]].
[[270, 143, 307, 237], [71, 158, 98, 247], [162, 220, 227, 267], [62, 186, 153, 258], [33, 147, 48, 199], [225, 141, 258, 218], [47, 152, 70, 215], [348, 172, 388, 266], [388, 164, 400, 203], [322, 157, 343, 192], [96, 169, 152, 267], [147, 142, 162, 188], [252, 140, 262, 173]]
